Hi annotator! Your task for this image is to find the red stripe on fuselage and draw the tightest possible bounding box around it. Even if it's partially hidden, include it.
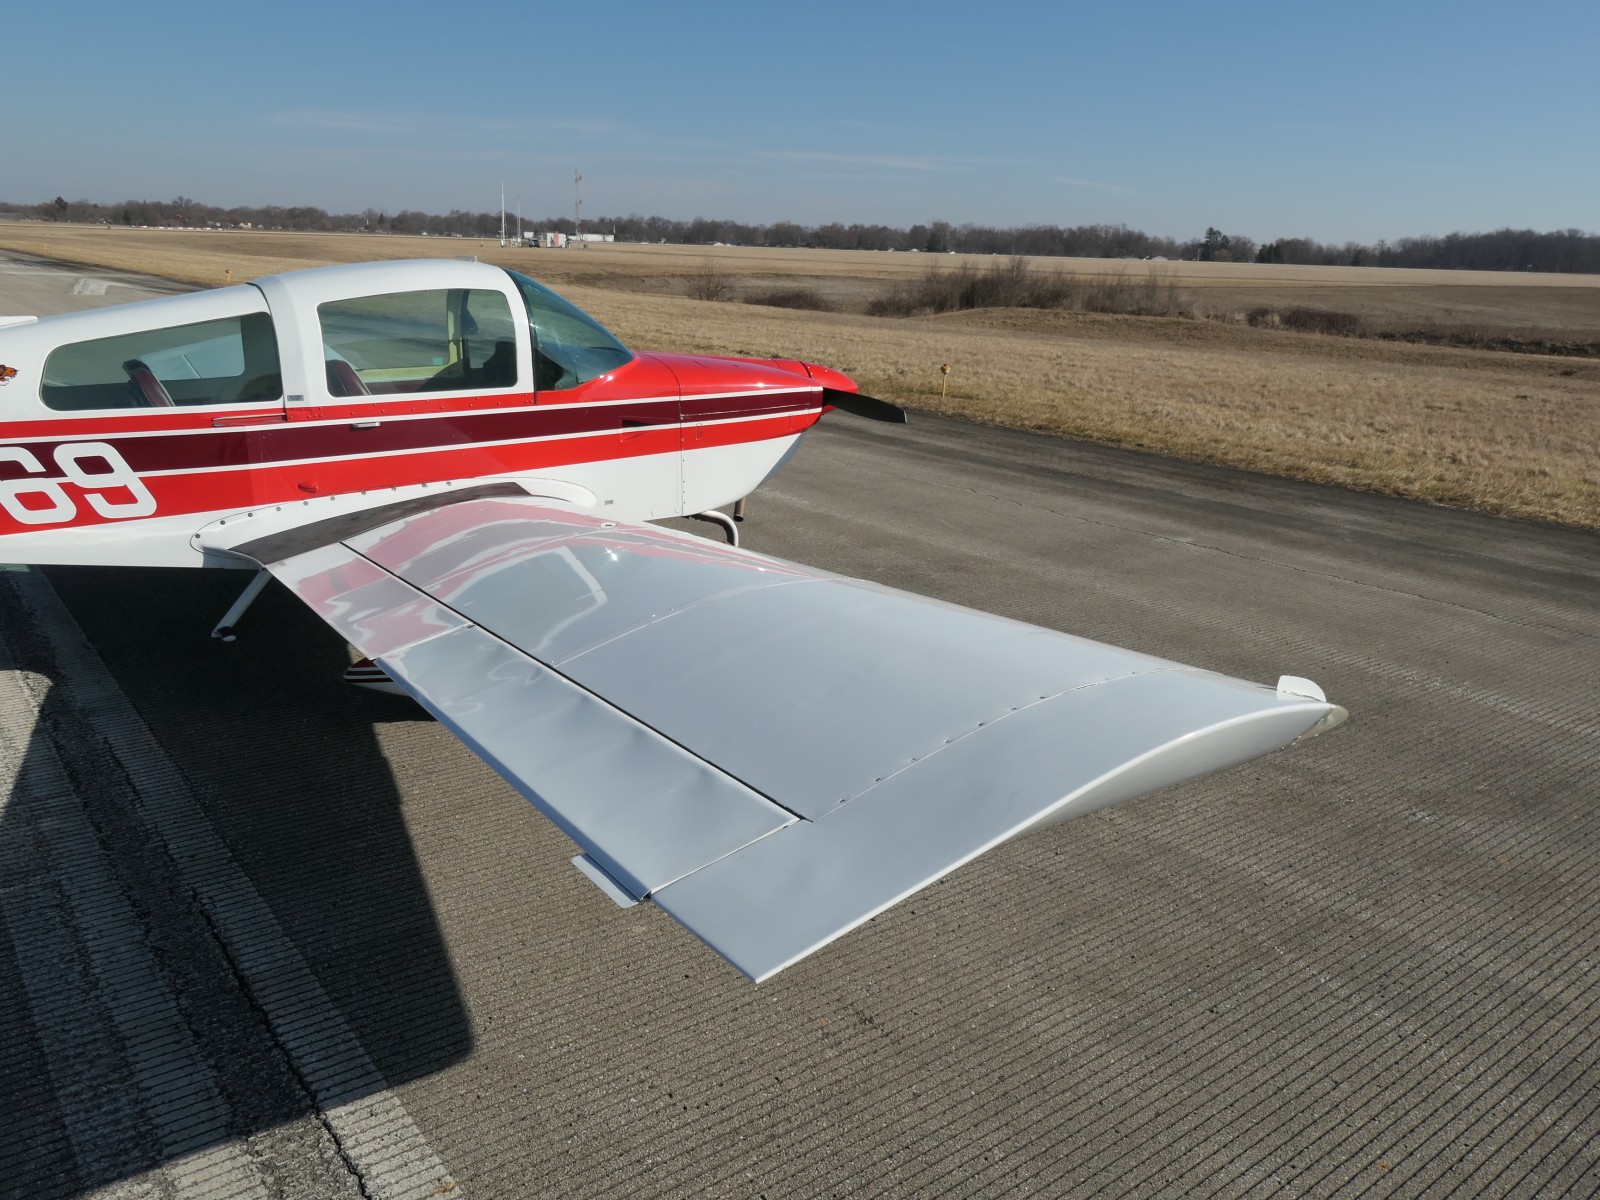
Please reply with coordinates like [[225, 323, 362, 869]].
[[0, 403, 818, 533], [0, 389, 818, 482]]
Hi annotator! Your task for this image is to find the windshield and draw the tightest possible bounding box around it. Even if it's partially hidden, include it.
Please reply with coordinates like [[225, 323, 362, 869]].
[[505, 270, 632, 391]]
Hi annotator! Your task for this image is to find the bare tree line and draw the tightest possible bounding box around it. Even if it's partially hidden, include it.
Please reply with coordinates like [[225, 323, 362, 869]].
[[5, 195, 1597, 275]]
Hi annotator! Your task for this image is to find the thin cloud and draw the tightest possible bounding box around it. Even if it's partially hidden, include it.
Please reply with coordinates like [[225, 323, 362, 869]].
[[267, 110, 624, 140], [757, 151, 961, 173], [1055, 175, 1131, 193], [761, 149, 1059, 175]]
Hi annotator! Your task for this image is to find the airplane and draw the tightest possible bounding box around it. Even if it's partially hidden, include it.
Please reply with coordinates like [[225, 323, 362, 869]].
[[0, 258, 1345, 982]]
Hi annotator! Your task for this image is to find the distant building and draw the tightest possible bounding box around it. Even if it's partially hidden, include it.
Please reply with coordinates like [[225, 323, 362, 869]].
[[533, 231, 614, 248]]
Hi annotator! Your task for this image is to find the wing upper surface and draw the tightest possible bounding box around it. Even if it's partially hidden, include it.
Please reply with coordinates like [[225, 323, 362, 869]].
[[250, 495, 1345, 981]]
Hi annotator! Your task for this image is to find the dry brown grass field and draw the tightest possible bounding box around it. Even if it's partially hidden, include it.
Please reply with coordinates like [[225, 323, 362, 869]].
[[3, 223, 1597, 529]]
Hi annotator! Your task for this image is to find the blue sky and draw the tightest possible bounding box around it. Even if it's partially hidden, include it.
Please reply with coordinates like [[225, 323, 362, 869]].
[[7, 0, 1597, 243]]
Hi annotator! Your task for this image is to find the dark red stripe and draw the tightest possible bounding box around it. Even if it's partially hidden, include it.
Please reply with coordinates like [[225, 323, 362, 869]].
[[680, 391, 819, 422], [1, 391, 818, 482]]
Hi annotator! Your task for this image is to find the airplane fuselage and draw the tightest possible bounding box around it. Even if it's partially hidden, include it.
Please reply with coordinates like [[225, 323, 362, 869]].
[[0, 260, 838, 568]]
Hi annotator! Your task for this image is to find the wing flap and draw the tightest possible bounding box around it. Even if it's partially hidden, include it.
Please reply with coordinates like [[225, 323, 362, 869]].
[[376, 623, 796, 898], [268, 536, 795, 901]]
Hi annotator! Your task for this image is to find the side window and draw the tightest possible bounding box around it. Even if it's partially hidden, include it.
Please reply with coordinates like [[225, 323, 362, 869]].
[[317, 288, 517, 397], [41, 313, 282, 411]]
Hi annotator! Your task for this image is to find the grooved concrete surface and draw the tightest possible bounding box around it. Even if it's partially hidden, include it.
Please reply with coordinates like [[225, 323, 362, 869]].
[[1, 255, 1597, 1197]]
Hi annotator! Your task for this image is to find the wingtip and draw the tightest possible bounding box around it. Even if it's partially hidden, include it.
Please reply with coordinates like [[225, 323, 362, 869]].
[[1276, 674, 1326, 702], [1276, 676, 1345, 739]]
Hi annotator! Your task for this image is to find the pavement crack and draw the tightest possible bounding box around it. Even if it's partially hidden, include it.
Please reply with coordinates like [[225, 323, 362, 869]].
[[187, 886, 376, 1200]]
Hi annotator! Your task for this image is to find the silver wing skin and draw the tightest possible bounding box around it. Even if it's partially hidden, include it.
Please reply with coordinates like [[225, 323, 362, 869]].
[[242, 494, 1345, 982]]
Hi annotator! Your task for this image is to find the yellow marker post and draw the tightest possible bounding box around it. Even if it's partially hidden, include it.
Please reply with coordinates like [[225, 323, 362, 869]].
[[225, 268, 233, 283], [939, 363, 951, 402]]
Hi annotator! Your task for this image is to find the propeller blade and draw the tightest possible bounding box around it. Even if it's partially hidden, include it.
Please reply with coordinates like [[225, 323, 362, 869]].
[[821, 387, 907, 424]]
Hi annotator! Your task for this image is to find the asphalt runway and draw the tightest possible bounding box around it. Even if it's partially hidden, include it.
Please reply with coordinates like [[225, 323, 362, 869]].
[[2, 254, 1598, 1198], [0, 251, 186, 315]]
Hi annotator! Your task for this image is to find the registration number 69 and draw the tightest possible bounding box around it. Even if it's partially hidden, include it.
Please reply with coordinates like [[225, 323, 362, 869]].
[[0, 442, 157, 525]]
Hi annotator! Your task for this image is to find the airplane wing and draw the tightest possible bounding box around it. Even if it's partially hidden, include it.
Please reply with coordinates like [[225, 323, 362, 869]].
[[235, 491, 1345, 982]]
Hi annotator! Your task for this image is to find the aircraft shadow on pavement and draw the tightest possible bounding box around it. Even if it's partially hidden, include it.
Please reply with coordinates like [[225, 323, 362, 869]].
[[0, 566, 468, 1194]]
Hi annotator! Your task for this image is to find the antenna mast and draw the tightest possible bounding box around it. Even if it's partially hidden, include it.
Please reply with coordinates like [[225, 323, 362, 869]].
[[499, 182, 506, 247], [574, 171, 583, 245]]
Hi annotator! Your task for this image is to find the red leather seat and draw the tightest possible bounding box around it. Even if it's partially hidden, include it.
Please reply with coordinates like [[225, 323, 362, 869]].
[[124, 359, 175, 407], [326, 359, 371, 397]]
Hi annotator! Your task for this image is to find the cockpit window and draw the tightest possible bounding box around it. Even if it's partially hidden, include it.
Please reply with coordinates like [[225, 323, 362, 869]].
[[317, 288, 517, 397], [505, 270, 632, 391]]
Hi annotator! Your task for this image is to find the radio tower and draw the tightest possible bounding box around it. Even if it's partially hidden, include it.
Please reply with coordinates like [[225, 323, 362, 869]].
[[574, 171, 583, 247]]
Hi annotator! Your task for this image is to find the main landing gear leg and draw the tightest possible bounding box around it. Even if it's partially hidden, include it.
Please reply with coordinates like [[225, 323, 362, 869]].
[[693, 510, 739, 547], [211, 568, 270, 642]]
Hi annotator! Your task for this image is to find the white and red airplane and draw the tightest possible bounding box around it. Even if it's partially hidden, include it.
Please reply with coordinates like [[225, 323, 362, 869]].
[[0, 258, 1344, 981]]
